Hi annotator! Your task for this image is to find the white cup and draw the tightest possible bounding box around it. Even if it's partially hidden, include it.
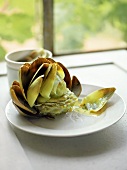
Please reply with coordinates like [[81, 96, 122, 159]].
[[5, 48, 52, 87]]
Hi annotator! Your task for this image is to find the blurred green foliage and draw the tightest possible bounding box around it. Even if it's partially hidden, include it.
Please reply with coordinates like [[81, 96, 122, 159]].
[[0, 45, 6, 61], [0, 13, 33, 42], [0, 0, 35, 60], [0, 0, 127, 60], [55, 0, 127, 53]]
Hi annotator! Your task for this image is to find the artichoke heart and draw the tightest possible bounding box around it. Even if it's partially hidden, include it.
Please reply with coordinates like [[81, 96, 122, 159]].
[[35, 89, 78, 116]]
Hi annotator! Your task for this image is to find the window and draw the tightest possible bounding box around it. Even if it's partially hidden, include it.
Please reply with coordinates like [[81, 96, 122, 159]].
[[0, 0, 127, 61], [43, 0, 127, 55]]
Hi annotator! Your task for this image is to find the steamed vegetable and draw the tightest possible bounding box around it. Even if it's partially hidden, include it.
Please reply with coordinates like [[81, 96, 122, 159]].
[[10, 57, 81, 118], [10, 57, 116, 118]]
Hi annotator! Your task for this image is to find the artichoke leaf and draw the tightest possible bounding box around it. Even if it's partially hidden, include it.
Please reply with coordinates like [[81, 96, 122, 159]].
[[19, 64, 30, 99], [29, 63, 49, 85], [13, 102, 39, 117], [10, 85, 37, 114], [27, 76, 43, 107], [25, 58, 51, 86], [71, 76, 82, 97], [37, 95, 49, 103], [50, 74, 61, 97], [57, 62, 72, 89], [45, 58, 65, 79], [56, 64, 65, 79], [44, 64, 52, 78], [40, 63, 57, 98], [79, 87, 116, 114]]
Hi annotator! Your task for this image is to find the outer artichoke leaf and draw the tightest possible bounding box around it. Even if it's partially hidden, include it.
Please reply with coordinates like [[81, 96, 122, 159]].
[[44, 64, 52, 78], [10, 85, 37, 114], [25, 58, 51, 86], [46, 59, 65, 79], [29, 63, 49, 85], [57, 62, 72, 89], [80, 87, 116, 113], [19, 64, 30, 98], [40, 63, 57, 98], [13, 103, 40, 118], [47, 58, 55, 63], [27, 76, 43, 107], [12, 80, 20, 86], [71, 76, 82, 97]]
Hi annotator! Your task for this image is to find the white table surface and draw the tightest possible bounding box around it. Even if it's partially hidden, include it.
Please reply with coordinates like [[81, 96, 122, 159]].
[[1, 50, 127, 170]]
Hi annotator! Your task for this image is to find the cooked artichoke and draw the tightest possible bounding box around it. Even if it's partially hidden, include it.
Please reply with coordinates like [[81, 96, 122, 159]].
[[10, 57, 82, 118], [10, 57, 116, 118]]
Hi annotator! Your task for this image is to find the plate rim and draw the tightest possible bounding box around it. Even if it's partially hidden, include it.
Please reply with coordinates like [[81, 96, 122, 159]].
[[5, 84, 126, 137]]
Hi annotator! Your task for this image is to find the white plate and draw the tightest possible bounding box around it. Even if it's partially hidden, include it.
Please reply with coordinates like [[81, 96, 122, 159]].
[[5, 84, 126, 137]]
